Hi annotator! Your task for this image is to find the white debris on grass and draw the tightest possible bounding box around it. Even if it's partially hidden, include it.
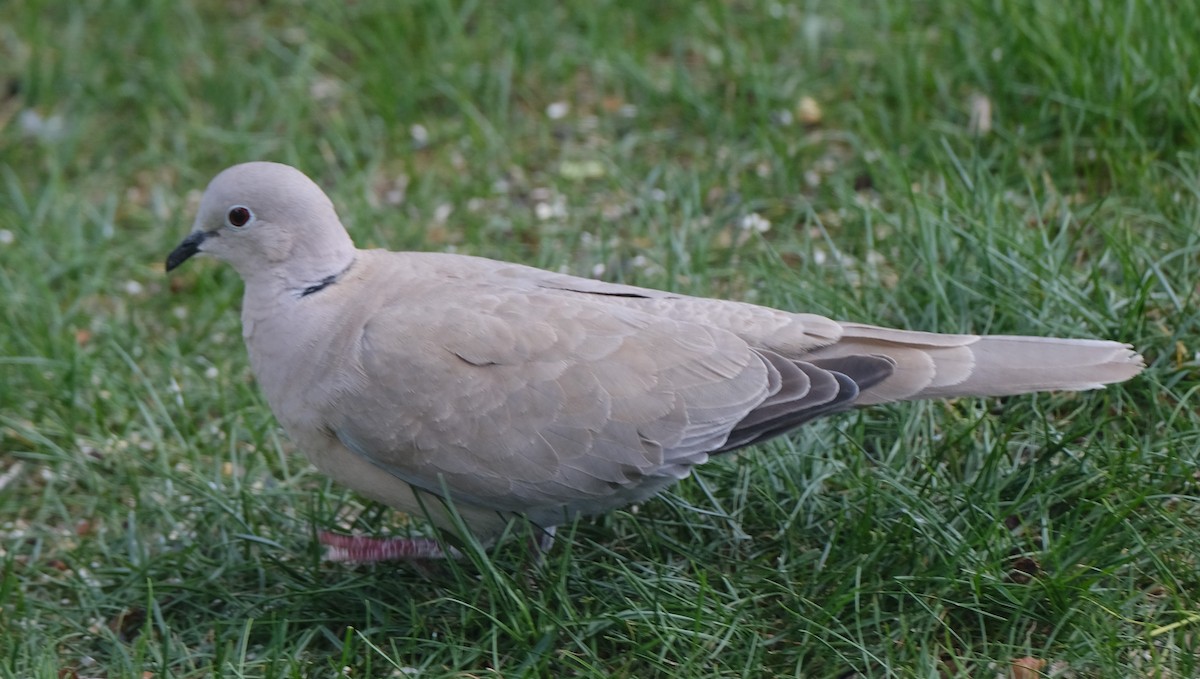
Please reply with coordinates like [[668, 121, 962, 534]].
[[534, 196, 568, 221], [739, 213, 771, 233], [18, 109, 65, 141], [410, 123, 429, 146]]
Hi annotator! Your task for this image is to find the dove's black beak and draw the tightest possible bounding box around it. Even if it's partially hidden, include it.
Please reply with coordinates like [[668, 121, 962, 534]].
[[166, 231, 210, 272]]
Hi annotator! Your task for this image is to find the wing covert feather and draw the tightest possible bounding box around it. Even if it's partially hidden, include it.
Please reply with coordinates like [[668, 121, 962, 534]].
[[328, 290, 775, 516]]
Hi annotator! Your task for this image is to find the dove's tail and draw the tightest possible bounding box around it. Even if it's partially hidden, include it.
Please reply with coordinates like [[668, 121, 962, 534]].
[[807, 323, 1145, 406]]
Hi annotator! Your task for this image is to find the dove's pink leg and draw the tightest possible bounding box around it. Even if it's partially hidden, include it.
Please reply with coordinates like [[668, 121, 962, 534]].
[[319, 531, 459, 562], [319, 525, 556, 563]]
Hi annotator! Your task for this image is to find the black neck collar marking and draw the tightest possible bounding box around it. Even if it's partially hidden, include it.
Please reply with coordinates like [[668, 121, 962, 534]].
[[299, 259, 354, 298]]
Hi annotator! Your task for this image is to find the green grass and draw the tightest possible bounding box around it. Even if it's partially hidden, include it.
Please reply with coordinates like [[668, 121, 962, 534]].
[[1, 0, 1198, 675]]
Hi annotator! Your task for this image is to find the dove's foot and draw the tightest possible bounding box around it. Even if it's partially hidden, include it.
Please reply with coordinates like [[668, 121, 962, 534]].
[[319, 531, 460, 562], [319, 524, 556, 563]]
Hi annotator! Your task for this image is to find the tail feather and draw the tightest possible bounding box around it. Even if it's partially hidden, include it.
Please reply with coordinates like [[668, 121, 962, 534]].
[[807, 323, 1144, 405], [918, 335, 1145, 399]]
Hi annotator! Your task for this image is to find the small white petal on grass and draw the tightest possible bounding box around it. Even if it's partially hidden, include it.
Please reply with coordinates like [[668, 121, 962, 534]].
[[410, 124, 429, 146], [204, 366, 219, 380], [433, 203, 453, 224], [534, 197, 568, 220], [968, 93, 993, 136], [75, 566, 101, 588], [308, 76, 342, 103], [0, 462, 23, 493], [591, 263, 606, 277], [18, 109, 65, 141], [739, 213, 771, 233], [546, 101, 569, 119], [0, 230, 12, 245], [122, 280, 144, 296]]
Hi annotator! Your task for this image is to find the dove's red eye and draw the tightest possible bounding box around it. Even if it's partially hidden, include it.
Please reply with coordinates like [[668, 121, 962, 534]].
[[227, 206, 252, 227]]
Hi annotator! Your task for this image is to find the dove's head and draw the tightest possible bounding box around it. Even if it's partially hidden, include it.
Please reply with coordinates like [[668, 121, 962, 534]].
[[166, 162, 356, 284]]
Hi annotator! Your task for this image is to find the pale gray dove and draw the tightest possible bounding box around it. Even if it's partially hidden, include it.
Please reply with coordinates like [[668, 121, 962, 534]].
[[166, 162, 1145, 561]]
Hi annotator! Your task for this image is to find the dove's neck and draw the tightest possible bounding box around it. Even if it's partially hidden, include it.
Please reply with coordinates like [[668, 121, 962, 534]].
[[240, 230, 358, 301], [237, 243, 363, 428], [281, 246, 358, 298]]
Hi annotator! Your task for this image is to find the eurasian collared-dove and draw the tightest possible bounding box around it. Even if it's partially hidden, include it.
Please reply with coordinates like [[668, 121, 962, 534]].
[[166, 162, 1144, 561]]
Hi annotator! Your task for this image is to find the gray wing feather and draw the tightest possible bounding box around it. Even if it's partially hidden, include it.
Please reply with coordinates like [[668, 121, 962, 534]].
[[328, 290, 780, 518]]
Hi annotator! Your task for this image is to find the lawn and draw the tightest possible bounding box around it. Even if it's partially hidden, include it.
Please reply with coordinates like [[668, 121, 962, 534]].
[[1, 0, 1198, 676]]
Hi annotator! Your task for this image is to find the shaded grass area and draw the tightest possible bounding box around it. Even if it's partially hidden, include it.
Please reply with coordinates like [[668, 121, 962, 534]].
[[1, 0, 1198, 675]]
